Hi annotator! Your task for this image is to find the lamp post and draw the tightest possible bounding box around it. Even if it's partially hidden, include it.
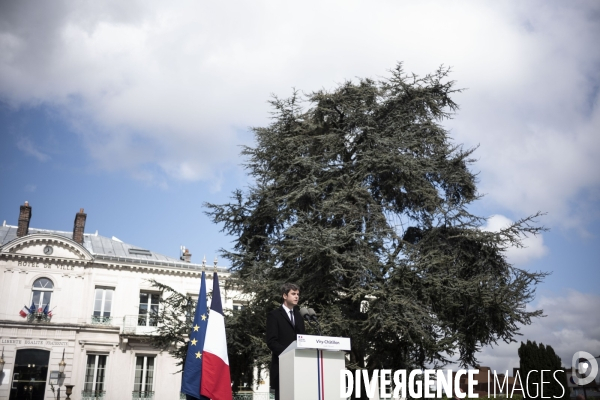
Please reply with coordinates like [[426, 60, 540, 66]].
[[0, 346, 5, 373], [58, 349, 66, 374], [56, 349, 66, 400], [0, 347, 5, 387]]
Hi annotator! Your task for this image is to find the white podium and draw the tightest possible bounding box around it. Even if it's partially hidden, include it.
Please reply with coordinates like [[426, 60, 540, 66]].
[[279, 335, 350, 400]]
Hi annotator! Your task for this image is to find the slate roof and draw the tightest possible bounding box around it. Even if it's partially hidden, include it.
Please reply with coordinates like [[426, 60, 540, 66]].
[[1, 224, 183, 263]]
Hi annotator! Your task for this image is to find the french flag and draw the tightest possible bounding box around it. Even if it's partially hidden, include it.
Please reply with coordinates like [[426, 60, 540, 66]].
[[19, 305, 31, 318], [200, 272, 232, 400], [43, 304, 53, 317]]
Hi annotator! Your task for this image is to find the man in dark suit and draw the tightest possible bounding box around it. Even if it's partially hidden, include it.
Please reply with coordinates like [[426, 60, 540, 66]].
[[266, 282, 306, 400]]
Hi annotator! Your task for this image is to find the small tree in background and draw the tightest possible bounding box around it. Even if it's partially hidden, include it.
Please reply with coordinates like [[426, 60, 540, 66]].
[[518, 340, 570, 400], [145, 280, 195, 370], [146, 279, 257, 392], [225, 299, 271, 391]]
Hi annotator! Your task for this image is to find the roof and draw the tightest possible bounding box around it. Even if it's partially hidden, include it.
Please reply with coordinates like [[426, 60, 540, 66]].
[[0, 224, 221, 270]]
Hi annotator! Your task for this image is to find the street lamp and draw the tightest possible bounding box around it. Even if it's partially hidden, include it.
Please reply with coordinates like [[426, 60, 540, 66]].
[[58, 349, 66, 375], [56, 349, 67, 400], [0, 347, 5, 373], [0, 347, 5, 386]]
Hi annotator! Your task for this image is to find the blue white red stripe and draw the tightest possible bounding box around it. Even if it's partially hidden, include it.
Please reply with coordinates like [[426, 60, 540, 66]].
[[316, 350, 325, 400], [200, 272, 232, 400], [181, 271, 209, 399], [19, 305, 30, 318]]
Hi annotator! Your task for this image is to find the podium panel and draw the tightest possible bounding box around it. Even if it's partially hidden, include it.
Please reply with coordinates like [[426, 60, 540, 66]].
[[279, 339, 347, 400]]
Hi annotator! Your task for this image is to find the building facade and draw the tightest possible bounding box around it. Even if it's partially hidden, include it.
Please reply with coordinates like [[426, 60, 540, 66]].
[[0, 202, 264, 400]]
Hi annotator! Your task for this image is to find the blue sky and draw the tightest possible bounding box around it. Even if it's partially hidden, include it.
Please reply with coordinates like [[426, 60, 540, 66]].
[[1, 0, 599, 372]]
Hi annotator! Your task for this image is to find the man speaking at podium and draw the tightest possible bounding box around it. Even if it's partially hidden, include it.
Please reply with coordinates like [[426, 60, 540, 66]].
[[266, 283, 306, 400]]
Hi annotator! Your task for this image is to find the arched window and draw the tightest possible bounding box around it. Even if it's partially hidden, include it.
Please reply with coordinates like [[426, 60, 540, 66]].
[[31, 278, 53, 311]]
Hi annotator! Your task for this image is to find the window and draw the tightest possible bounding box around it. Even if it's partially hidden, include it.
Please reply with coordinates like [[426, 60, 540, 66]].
[[233, 303, 244, 311], [84, 354, 107, 395], [31, 278, 53, 311], [92, 288, 114, 324], [138, 292, 159, 327], [133, 356, 155, 395], [129, 248, 152, 256]]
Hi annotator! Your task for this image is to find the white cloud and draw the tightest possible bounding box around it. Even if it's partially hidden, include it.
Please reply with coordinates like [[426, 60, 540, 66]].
[[444, 2, 600, 231], [0, 0, 599, 230], [16, 137, 50, 162], [482, 214, 549, 265], [475, 290, 600, 373]]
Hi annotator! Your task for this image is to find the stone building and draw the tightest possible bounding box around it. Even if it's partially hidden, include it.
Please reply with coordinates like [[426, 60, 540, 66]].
[[0, 202, 261, 400]]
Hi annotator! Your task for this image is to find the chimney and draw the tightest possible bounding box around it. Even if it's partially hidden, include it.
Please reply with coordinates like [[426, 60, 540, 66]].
[[181, 248, 192, 263], [17, 201, 32, 237], [73, 208, 87, 244]]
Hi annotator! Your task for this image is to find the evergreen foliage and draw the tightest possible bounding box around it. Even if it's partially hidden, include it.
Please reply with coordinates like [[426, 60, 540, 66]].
[[143, 65, 548, 394], [146, 278, 255, 392], [206, 64, 547, 387], [206, 64, 548, 386], [146, 279, 196, 370], [226, 297, 271, 390], [518, 340, 570, 400]]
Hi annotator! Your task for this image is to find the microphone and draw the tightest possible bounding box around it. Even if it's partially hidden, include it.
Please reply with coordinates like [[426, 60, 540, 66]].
[[307, 308, 322, 335], [299, 308, 311, 321]]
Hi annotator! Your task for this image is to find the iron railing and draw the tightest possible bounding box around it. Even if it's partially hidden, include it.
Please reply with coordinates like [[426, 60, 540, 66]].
[[232, 393, 253, 400], [122, 315, 158, 334], [132, 391, 154, 399], [137, 313, 158, 327], [81, 390, 106, 399], [232, 392, 273, 400], [90, 315, 112, 325]]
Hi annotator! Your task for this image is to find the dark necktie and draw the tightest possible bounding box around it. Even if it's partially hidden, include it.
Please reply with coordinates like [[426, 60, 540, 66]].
[[289, 310, 295, 326]]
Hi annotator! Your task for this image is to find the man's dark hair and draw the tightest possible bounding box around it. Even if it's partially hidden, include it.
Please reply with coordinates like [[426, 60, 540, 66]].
[[280, 282, 300, 298]]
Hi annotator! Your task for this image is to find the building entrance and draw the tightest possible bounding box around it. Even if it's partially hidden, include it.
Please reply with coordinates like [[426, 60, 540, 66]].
[[9, 349, 50, 400]]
